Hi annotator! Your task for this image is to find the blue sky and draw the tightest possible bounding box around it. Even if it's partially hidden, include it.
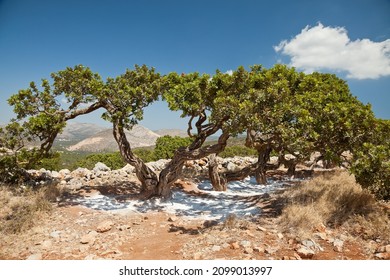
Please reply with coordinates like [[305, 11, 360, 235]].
[[0, 0, 389, 130]]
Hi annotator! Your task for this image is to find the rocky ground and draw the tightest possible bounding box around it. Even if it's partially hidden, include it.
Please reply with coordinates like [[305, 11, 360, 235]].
[[1, 158, 389, 260], [2, 194, 389, 260]]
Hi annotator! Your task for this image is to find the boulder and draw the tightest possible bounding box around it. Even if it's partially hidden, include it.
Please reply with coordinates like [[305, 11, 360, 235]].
[[296, 247, 315, 259], [93, 162, 111, 173], [26, 253, 43, 260], [71, 167, 91, 179], [146, 159, 170, 172], [80, 231, 98, 244], [120, 164, 135, 174], [97, 220, 114, 233]]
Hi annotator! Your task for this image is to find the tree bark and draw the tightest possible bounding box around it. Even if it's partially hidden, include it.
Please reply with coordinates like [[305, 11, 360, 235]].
[[208, 154, 227, 191], [112, 120, 159, 198], [254, 146, 271, 184], [279, 155, 297, 177], [155, 131, 230, 198]]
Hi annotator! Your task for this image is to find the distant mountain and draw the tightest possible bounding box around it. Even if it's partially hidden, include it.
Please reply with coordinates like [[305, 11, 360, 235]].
[[57, 122, 106, 142], [3, 121, 190, 152], [66, 125, 160, 152], [153, 129, 188, 138]]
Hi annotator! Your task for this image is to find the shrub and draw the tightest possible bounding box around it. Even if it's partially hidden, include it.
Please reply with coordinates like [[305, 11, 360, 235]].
[[351, 119, 390, 200], [76, 152, 126, 170], [0, 184, 55, 234], [219, 145, 257, 158], [154, 136, 193, 160], [133, 148, 155, 163], [352, 143, 390, 201], [278, 171, 389, 240]]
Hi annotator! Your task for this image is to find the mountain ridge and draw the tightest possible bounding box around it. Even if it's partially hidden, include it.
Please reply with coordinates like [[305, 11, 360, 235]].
[[66, 125, 161, 152]]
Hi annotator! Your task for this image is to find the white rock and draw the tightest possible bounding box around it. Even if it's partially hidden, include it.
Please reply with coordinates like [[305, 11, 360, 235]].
[[97, 220, 114, 233], [27, 253, 42, 260], [240, 240, 251, 248], [59, 169, 71, 176], [93, 162, 111, 173], [51, 171, 61, 179], [211, 245, 221, 252], [296, 247, 315, 259]]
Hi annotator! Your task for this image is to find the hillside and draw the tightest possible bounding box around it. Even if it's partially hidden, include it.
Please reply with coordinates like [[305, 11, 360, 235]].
[[57, 122, 106, 142], [66, 125, 160, 152], [1, 166, 389, 261], [153, 129, 188, 137]]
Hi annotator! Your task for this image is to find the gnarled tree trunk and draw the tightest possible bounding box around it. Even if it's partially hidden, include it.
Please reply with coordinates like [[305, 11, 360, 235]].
[[114, 115, 231, 199], [208, 154, 227, 191], [278, 155, 297, 177], [155, 132, 230, 198], [254, 145, 272, 184], [112, 120, 159, 198], [207, 147, 272, 191]]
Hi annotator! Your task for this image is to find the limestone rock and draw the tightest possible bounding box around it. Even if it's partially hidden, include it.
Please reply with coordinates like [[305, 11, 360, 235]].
[[97, 220, 114, 233], [146, 159, 169, 172], [26, 253, 42, 260], [253, 246, 265, 253], [50, 230, 61, 239], [93, 162, 111, 173], [211, 245, 221, 252], [333, 239, 344, 252], [230, 242, 240, 250], [80, 231, 97, 244], [296, 247, 315, 259], [71, 167, 91, 179], [240, 240, 251, 248], [265, 247, 277, 255], [377, 245, 390, 253], [193, 252, 203, 260], [121, 164, 135, 174], [257, 226, 267, 232], [244, 247, 254, 254], [375, 252, 390, 260]]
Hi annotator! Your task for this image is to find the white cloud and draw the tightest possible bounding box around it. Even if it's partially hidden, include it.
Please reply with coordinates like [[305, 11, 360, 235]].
[[274, 23, 390, 79], [225, 70, 233, 76]]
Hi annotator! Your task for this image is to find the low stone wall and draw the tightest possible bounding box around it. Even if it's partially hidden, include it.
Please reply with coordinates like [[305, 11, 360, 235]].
[[24, 154, 336, 190]]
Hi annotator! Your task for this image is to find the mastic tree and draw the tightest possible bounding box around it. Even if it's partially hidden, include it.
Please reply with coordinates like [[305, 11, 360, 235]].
[[1, 65, 105, 182], [2, 64, 385, 200], [207, 64, 306, 189], [153, 136, 193, 160], [351, 119, 390, 200], [208, 65, 379, 191], [294, 72, 376, 169], [2, 65, 249, 198]]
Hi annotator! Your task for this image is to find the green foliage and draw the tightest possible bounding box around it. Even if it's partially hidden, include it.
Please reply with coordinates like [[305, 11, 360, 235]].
[[76, 152, 126, 170], [0, 123, 43, 183], [133, 148, 155, 163], [154, 136, 193, 159], [2, 63, 386, 201], [219, 145, 257, 158], [351, 119, 390, 200], [294, 72, 376, 164], [102, 65, 161, 129], [31, 152, 61, 171]]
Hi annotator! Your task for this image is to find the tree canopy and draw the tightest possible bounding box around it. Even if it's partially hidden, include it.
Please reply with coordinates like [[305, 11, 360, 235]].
[[1, 64, 388, 200]]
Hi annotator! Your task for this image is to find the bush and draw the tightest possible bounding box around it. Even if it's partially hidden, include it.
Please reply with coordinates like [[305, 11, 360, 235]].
[[76, 152, 126, 170], [351, 119, 390, 200], [0, 184, 55, 234], [219, 145, 257, 158], [133, 148, 155, 163], [278, 171, 389, 239], [154, 136, 193, 160], [352, 143, 390, 200]]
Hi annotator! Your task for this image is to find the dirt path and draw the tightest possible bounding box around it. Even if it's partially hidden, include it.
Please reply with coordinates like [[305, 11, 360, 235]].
[[0, 195, 379, 260]]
